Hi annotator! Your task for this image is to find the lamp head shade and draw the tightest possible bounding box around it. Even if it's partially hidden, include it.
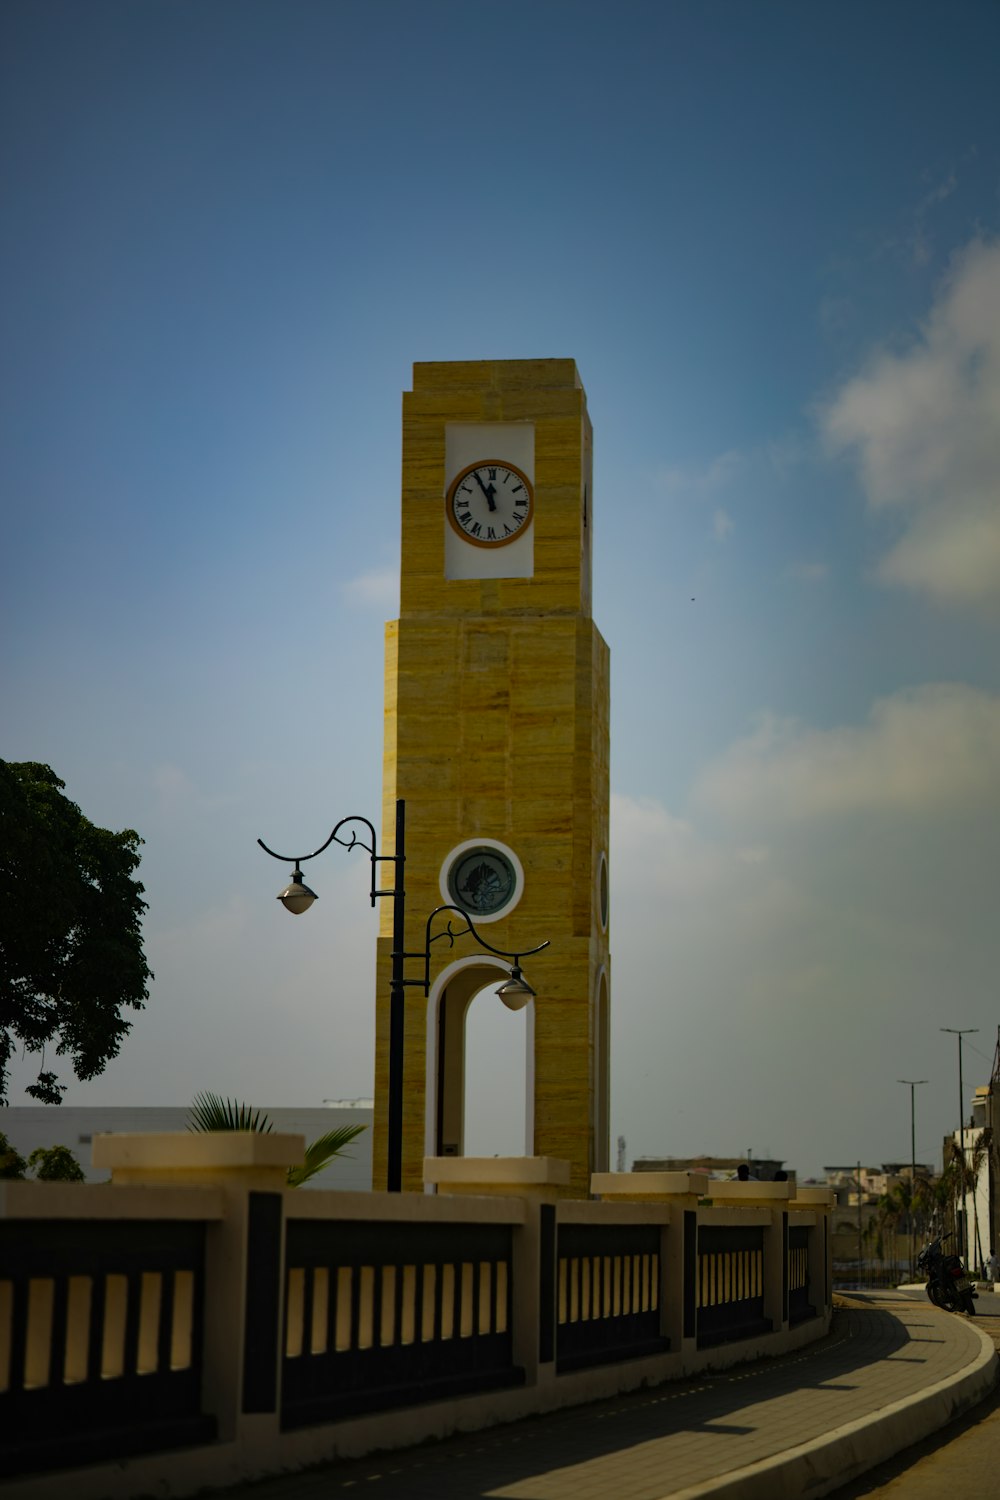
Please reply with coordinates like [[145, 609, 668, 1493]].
[[278, 869, 318, 915], [496, 965, 536, 1011]]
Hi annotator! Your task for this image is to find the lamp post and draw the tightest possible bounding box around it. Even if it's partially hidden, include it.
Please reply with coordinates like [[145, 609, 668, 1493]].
[[941, 1027, 977, 1259], [898, 1078, 927, 1279], [258, 798, 548, 1192]]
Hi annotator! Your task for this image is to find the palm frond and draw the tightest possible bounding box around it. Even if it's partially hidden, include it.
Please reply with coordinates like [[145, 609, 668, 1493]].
[[286, 1124, 365, 1187], [188, 1091, 274, 1134]]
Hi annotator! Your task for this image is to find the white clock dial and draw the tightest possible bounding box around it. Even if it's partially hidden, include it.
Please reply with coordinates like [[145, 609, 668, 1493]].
[[446, 460, 534, 548]]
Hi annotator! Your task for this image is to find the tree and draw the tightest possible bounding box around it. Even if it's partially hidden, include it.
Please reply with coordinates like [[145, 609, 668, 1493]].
[[910, 1173, 935, 1239], [929, 1157, 958, 1240], [188, 1091, 366, 1186], [0, 1129, 27, 1179], [866, 1189, 903, 1275], [0, 761, 152, 1105], [28, 1144, 86, 1181], [287, 1127, 366, 1189]]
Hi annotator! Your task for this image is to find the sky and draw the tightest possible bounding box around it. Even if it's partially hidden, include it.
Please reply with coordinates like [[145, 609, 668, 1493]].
[[2, 0, 999, 1181]]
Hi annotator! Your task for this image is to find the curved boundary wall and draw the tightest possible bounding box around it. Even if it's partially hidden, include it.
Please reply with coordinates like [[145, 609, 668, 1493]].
[[0, 1140, 833, 1500]]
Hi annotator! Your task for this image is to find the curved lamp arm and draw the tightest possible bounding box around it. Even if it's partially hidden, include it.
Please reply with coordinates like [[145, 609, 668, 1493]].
[[257, 814, 397, 908], [403, 904, 549, 995], [258, 824, 549, 994]]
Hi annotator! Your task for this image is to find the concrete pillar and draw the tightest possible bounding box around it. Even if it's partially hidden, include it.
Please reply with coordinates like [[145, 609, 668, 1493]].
[[424, 1156, 570, 1390], [92, 1131, 305, 1445], [591, 1172, 709, 1355], [790, 1186, 835, 1315]]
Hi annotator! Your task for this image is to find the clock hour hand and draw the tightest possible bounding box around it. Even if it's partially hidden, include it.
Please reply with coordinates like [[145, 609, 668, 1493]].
[[472, 469, 497, 511]]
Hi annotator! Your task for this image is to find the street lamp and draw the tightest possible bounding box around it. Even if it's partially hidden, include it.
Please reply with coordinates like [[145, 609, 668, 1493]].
[[258, 798, 548, 1192], [941, 1027, 978, 1259], [898, 1078, 927, 1279]]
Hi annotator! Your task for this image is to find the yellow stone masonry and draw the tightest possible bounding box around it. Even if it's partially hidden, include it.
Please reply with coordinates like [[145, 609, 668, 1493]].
[[374, 361, 609, 1197]]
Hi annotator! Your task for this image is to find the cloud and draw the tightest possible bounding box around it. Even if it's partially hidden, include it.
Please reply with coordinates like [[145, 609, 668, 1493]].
[[608, 703, 999, 1171], [869, 170, 959, 270], [910, 169, 958, 267], [656, 450, 746, 498], [821, 237, 1000, 612], [342, 567, 399, 610], [787, 561, 828, 581], [917, 169, 958, 215], [695, 682, 1000, 823], [655, 437, 805, 516], [611, 792, 770, 902]]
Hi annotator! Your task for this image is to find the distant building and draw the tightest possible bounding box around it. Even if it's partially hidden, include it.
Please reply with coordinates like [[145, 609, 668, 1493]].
[[823, 1163, 932, 1205], [632, 1155, 794, 1184], [1, 1103, 373, 1191], [823, 1163, 933, 1280], [947, 1083, 995, 1273]]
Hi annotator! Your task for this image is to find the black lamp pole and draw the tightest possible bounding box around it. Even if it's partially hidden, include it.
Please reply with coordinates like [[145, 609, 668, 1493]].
[[258, 797, 547, 1192], [387, 797, 406, 1194], [898, 1078, 927, 1279]]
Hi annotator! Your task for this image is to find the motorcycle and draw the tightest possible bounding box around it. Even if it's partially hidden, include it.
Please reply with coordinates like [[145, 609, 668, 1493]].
[[916, 1232, 978, 1314]]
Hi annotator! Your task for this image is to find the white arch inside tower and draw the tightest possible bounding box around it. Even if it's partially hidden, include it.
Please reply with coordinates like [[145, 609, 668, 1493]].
[[424, 954, 536, 1178]]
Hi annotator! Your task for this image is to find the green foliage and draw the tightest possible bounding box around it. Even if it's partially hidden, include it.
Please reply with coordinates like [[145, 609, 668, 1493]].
[[286, 1125, 366, 1187], [188, 1091, 274, 1133], [28, 1144, 86, 1181], [187, 1092, 365, 1185], [0, 761, 152, 1104], [0, 1130, 27, 1179]]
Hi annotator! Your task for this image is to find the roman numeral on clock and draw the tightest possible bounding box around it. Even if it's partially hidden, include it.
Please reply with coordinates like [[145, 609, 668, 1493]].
[[446, 459, 533, 547]]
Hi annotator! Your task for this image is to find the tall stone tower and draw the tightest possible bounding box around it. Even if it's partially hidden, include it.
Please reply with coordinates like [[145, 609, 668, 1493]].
[[373, 360, 610, 1198]]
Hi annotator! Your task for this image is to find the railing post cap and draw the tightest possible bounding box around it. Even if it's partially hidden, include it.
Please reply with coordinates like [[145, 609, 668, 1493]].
[[591, 1171, 711, 1199], [92, 1131, 306, 1182], [424, 1155, 571, 1198]]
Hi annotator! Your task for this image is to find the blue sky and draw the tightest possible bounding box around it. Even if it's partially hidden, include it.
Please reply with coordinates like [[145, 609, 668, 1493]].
[[3, 0, 999, 1179]]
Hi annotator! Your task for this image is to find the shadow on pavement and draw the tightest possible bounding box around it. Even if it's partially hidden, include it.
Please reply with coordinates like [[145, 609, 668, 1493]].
[[828, 1309, 1000, 1498], [213, 1303, 948, 1500], [829, 1382, 1000, 1497]]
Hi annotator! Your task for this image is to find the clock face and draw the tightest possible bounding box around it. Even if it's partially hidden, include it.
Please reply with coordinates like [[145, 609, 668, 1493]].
[[446, 460, 534, 548], [447, 847, 518, 915]]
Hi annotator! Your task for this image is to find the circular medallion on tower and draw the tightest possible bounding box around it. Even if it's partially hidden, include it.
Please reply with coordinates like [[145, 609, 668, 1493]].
[[446, 460, 534, 548], [441, 839, 524, 923]]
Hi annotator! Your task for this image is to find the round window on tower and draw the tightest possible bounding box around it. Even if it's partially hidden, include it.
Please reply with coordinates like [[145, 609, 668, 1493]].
[[597, 851, 609, 931], [441, 839, 524, 924]]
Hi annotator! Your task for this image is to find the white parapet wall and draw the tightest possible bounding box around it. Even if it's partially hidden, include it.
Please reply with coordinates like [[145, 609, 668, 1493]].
[[0, 1138, 833, 1500]]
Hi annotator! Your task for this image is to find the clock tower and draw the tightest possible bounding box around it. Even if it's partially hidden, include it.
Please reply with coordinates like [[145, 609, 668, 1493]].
[[373, 359, 610, 1198]]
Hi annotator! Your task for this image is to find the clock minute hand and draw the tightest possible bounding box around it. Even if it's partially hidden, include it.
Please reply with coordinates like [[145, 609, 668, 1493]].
[[472, 469, 497, 511]]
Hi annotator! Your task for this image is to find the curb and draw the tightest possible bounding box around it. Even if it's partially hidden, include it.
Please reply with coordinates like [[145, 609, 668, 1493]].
[[667, 1318, 998, 1500]]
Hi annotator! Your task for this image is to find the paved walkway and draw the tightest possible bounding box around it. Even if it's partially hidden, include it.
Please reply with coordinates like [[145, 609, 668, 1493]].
[[216, 1294, 996, 1500], [830, 1298, 1000, 1498]]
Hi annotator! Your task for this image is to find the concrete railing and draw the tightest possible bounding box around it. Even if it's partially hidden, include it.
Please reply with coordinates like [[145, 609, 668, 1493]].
[[0, 1138, 833, 1500]]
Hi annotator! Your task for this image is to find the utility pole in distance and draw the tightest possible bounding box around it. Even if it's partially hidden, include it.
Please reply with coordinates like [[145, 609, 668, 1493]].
[[857, 1159, 863, 1286], [899, 1079, 927, 1279]]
